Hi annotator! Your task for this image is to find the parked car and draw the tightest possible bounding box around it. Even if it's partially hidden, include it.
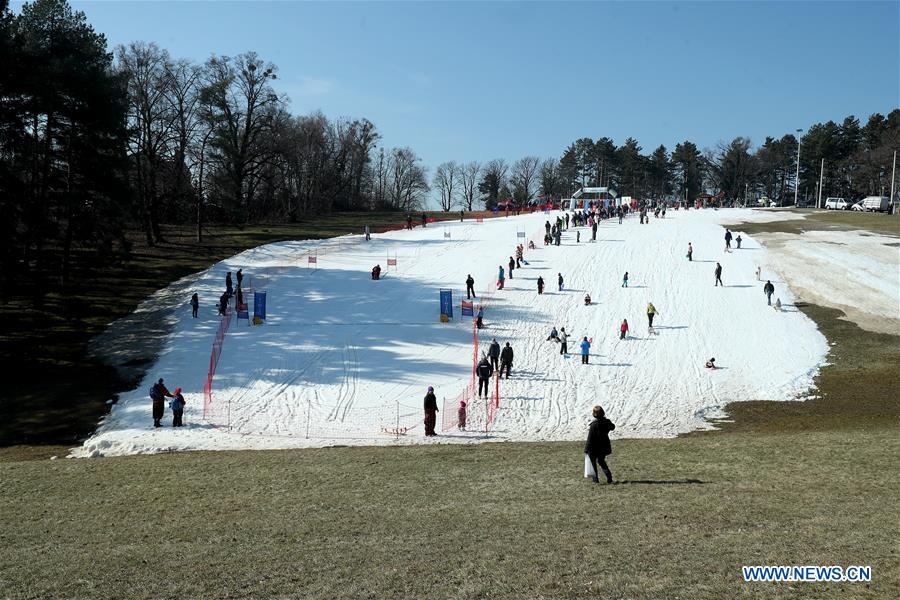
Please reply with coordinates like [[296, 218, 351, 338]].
[[824, 197, 850, 210], [861, 196, 890, 212], [851, 201, 865, 211]]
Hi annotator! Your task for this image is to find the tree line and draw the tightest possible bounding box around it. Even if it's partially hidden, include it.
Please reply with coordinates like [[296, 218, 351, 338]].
[[1, 0, 897, 302]]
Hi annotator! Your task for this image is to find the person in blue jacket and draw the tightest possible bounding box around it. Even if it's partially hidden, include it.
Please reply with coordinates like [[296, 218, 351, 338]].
[[497, 266, 505, 290], [580, 337, 591, 364]]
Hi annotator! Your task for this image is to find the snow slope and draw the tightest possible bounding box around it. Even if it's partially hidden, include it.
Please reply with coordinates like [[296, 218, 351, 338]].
[[74, 208, 828, 457]]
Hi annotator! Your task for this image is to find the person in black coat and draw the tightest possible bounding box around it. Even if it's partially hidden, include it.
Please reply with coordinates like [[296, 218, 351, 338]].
[[190, 293, 199, 318], [499, 343, 513, 379], [466, 274, 476, 299], [584, 405, 615, 483], [423, 386, 438, 436], [476, 356, 493, 398], [763, 280, 775, 305], [537, 276, 544, 295], [488, 338, 501, 371]]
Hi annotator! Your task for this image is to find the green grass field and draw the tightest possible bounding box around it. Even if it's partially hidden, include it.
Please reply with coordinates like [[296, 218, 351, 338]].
[[1, 209, 898, 598]]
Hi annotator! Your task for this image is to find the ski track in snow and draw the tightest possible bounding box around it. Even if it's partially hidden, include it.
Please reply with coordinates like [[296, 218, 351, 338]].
[[74, 209, 832, 457]]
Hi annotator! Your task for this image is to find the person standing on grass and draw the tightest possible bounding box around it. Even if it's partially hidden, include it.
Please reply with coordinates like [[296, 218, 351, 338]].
[[687, 242, 693, 261], [488, 338, 501, 371], [724, 229, 733, 252], [647, 302, 658, 328], [622, 271, 629, 288], [580, 337, 591, 364], [714, 263, 723, 287], [170, 388, 186, 427], [619, 319, 629, 340], [190, 293, 199, 318], [584, 405, 615, 484], [500, 342, 514, 379], [537, 276, 545, 295], [423, 386, 438, 436], [149, 378, 173, 428], [763, 280, 775, 305], [466, 274, 476, 299], [476, 355, 493, 399]]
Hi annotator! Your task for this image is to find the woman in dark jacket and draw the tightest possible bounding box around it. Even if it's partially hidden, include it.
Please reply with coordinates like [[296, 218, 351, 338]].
[[423, 386, 438, 437], [584, 405, 615, 483]]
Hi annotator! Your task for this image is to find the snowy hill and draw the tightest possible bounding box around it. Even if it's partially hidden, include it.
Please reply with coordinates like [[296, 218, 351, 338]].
[[74, 208, 828, 457]]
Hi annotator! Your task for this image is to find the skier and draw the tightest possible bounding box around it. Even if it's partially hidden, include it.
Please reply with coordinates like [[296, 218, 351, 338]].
[[546, 326, 559, 342], [714, 263, 723, 287], [458, 400, 467, 431], [622, 272, 629, 288], [423, 386, 438, 436], [500, 342, 514, 379], [763, 280, 775, 305], [476, 355, 494, 399], [190, 293, 199, 318], [584, 405, 615, 484], [466, 274, 476, 299], [646, 302, 658, 328], [475, 306, 484, 329], [497, 266, 505, 290], [537, 276, 545, 295], [558, 273, 564, 291], [508, 256, 515, 279], [149, 378, 174, 428], [170, 388, 185, 427], [559, 327, 569, 355], [687, 242, 693, 262], [619, 318, 629, 340], [225, 272, 233, 297], [580, 337, 591, 364], [488, 338, 501, 371], [736, 234, 742, 249], [724, 229, 733, 252]]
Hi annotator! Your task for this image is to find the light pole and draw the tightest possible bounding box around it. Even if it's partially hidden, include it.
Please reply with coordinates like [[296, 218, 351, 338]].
[[793, 128, 803, 207]]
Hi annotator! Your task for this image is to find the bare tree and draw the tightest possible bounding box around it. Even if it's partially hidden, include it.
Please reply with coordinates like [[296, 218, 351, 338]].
[[163, 58, 203, 239], [388, 147, 429, 211], [510, 155, 540, 203], [433, 161, 460, 211], [458, 161, 481, 211]]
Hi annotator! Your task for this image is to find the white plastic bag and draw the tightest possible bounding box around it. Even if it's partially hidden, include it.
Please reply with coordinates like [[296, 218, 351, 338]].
[[584, 453, 597, 479]]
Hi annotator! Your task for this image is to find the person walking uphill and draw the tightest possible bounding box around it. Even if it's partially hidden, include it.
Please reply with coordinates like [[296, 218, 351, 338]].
[[466, 274, 476, 299], [714, 263, 724, 287], [500, 342, 514, 379], [488, 338, 501, 371], [646, 302, 658, 328], [476, 355, 493, 399], [619, 319, 629, 340], [763, 280, 775, 305], [149, 378, 174, 428], [423, 386, 438, 437], [580, 337, 591, 364], [584, 405, 615, 484]]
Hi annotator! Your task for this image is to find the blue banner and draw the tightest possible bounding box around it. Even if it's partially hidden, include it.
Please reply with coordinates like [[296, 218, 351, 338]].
[[254, 291, 267, 320], [440, 289, 453, 318]]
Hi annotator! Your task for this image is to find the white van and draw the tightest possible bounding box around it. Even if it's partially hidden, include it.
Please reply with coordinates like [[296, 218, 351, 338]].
[[824, 197, 849, 210], [861, 196, 890, 212]]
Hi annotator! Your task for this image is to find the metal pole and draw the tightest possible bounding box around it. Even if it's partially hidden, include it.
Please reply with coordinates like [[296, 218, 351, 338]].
[[817, 158, 825, 209], [890, 150, 897, 210], [793, 129, 803, 207]]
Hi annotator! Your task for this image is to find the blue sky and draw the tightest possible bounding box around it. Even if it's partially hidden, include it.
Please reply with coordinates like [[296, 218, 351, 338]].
[[38, 1, 900, 172]]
